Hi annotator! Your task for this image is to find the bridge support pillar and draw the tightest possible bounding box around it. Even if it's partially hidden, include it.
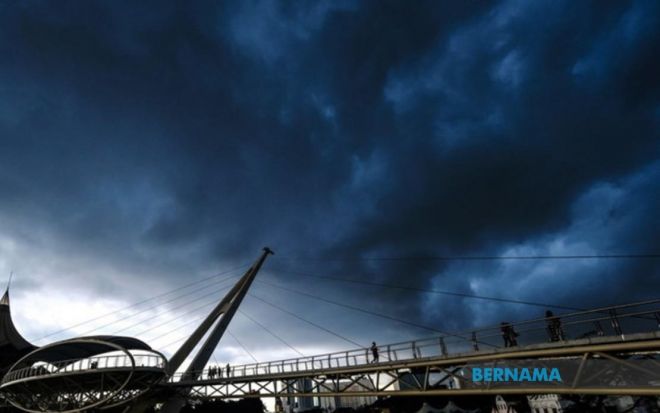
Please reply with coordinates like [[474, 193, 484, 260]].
[[160, 248, 274, 413]]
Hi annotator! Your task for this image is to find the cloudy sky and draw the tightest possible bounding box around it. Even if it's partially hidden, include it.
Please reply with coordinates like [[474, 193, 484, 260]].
[[0, 0, 659, 366]]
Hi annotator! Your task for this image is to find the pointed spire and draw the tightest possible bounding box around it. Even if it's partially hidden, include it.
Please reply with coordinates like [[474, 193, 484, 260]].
[[1, 272, 11, 306], [0, 289, 8, 306], [0, 270, 35, 364]]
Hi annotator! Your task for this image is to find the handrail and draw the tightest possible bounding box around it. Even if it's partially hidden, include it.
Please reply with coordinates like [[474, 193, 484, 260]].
[[1, 350, 166, 386], [168, 299, 660, 382], [427, 298, 660, 341]]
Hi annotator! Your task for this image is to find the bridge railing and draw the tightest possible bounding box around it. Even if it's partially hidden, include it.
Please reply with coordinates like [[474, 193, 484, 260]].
[[1, 352, 166, 385], [169, 299, 660, 383]]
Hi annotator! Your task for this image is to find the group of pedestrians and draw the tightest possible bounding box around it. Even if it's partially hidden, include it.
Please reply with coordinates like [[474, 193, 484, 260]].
[[206, 363, 231, 380], [200, 311, 567, 377], [499, 310, 566, 347], [370, 309, 566, 362]]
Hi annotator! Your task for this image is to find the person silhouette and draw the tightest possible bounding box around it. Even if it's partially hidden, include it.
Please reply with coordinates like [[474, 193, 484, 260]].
[[545, 310, 564, 341], [370, 342, 379, 363], [500, 322, 518, 347]]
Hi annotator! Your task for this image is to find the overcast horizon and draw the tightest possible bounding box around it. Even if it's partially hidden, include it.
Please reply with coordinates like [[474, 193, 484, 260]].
[[1, 0, 659, 367]]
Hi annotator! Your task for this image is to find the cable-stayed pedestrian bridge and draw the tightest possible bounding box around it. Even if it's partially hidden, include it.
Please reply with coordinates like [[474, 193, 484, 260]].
[[166, 299, 660, 399], [1, 248, 660, 413]]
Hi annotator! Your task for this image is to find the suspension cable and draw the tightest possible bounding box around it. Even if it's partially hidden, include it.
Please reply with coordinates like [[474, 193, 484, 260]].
[[113, 282, 236, 336], [75, 274, 241, 337], [254, 279, 496, 348], [248, 293, 363, 347], [150, 313, 207, 343], [273, 269, 655, 322], [35, 264, 249, 341], [159, 328, 200, 350], [238, 309, 305, 357], [228, 331, 259, 363], [274, 269, 582, 311], [276, 253, 660, 262]]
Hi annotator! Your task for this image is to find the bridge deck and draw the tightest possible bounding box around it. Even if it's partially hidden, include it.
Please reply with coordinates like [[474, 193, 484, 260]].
[[169, 331, 660, 386], [164, 299, 660, 399]]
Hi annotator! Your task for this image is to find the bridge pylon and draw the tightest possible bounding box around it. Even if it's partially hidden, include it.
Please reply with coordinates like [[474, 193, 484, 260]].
[[133, 247, 274, 413]]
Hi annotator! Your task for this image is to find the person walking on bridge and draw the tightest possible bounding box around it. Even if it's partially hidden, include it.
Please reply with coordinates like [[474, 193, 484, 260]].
[[226, 363, 231, 378], [545, 310, 565, 341], [370, 342, 379, 363], [500, 322, 518, 347]]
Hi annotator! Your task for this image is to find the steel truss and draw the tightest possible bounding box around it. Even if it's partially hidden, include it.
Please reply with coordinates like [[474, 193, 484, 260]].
[[3, 369, 165, 413], [169, 337, 660, 399]]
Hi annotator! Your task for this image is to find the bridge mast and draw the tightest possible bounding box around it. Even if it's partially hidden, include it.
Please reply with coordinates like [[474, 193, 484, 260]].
[[159, 247, 274, 413]]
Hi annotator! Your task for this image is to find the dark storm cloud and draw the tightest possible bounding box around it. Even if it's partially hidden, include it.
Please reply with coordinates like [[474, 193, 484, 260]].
[[0, 0, 659, 352]]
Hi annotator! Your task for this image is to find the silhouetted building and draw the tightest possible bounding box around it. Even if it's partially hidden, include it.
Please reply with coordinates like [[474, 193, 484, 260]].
[[316, 378, 377, 411], [296, 379, 314, 411], [0, 288, 36, 376]]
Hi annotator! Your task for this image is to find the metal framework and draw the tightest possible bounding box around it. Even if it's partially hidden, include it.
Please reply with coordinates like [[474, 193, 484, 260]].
[[165, 299, 660, 400], [0, 248, 276, 413], [159, 248, 274, 413], [0, 338, 167, 413], [3, 249, 660, 412], [169, 333, 660, 399]]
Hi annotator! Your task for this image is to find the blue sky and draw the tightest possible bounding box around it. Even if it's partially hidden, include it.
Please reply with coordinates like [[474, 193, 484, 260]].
[[0, 0, 659, 364]]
